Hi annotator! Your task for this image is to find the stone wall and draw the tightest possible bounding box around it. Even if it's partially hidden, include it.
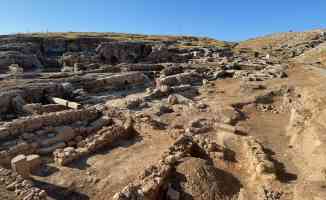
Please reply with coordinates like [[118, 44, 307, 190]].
[[121, 63, 165, 72], [53, 125, 127, 166], [54, 118, 133, 166], [0, 108, 100, 166], [0, 108, 100, 140], [156, 72, 202, 87], [112, 134, 226, 200], [0, 82, 66, 115], [112, 135, 195, 200]]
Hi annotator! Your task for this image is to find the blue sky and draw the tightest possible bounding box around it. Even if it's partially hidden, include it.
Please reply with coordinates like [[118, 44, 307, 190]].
[[1, 0, 325, 41]]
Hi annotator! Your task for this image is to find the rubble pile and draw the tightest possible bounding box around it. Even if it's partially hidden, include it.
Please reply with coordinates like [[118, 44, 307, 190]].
[[243, 137, 276, 180], [0, 167, 47, 200]]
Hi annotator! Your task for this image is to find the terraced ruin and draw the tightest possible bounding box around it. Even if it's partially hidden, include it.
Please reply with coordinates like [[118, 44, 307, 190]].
[[0, 30, 326, 200]]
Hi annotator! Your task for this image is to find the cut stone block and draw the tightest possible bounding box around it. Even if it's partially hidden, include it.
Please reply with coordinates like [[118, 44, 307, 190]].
[[26, 154, 42, 172], [11, 154, 30, 178], [55, 126, 76, 141]]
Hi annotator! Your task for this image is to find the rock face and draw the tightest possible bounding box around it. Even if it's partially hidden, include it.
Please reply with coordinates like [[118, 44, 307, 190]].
[[96, 41, 153, 64], [145, 46, 193, 63], [0, 51, 42, 72], [61, 51, 100, 67], [0, 35, 111, 71], [84, 72, 149, 92]]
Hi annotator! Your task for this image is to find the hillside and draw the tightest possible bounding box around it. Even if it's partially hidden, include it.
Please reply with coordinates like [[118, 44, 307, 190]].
[[294, 41, 326, 66], [235, 29, 326, 59]]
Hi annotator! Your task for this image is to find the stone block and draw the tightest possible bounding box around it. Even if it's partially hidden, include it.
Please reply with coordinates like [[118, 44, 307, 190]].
[[26, 154, 42, 173], [55, 126, 76, 141], [11, 155, 30, 178]]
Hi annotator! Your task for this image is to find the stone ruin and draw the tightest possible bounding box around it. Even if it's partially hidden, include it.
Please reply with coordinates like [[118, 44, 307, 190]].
[[0, 32, 307, 200]]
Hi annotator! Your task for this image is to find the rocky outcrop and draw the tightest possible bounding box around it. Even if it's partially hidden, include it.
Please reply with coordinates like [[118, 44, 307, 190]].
[[145, 46, 193, 63], [156, 71, 202, 87], [0, 51, 42, 72], [83, 72, 149, 92], [0, 35, 112, 71], [96, 41, 153, 64], [121, 63, 165, 72], [61, 51, 100, 67]]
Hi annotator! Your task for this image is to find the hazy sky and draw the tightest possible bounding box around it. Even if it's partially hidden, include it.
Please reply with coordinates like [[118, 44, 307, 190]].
[[1, 0, 325, 41]]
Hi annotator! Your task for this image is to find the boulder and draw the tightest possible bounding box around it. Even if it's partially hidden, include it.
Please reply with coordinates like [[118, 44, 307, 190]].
[[8, 64, 23, 74], [55, 126, 76, 142]]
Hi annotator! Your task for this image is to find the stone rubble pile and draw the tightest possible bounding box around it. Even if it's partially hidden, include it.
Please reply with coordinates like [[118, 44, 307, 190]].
[[233, 64, 287, 81], [0, 167, 47, 200], [243, 137, 276, 180]]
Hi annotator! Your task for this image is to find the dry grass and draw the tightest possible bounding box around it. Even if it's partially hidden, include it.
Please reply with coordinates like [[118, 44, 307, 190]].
[[236, 30, 325, 50], [15, 32, 230, 48], [295, 41, 326, 65]]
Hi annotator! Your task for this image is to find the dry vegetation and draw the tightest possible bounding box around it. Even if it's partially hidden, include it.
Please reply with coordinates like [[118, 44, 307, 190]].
[[19, 32, 231, 48], [295, 41, 326, 65], [236, 29, 325, 50]]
